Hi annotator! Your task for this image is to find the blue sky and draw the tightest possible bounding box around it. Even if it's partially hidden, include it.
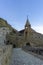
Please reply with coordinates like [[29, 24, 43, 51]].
[[0, 0, 43, 34]]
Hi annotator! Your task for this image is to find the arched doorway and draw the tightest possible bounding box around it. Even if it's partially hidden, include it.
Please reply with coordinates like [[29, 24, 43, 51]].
[[13, 44, 16, 48], [26, 42, 30, 46]]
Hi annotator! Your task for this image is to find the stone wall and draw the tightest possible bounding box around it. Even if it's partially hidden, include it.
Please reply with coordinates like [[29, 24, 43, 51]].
[[0, 45, 13, 65], [0, 27, 10, 45]]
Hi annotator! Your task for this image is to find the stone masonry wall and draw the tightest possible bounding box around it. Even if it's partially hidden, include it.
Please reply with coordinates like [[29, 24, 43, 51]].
[[0, 45, 13, 65]]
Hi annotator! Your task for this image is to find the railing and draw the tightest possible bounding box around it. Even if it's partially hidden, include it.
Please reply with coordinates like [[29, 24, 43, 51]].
[[22, 46, 43, 56]]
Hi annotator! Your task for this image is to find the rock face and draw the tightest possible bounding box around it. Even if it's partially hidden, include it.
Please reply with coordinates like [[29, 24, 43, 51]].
[[0, 27, 10, 45], [0, 18, 14, 45], [0, 18, 12, 30]]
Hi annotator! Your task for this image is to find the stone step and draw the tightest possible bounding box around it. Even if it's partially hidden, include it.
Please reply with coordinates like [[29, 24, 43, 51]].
[[10, 48, 43, 65]]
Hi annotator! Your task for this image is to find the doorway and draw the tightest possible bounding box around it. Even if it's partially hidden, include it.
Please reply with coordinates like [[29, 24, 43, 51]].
[[26, 42, 30, 46], [13, 44, 16, 48]]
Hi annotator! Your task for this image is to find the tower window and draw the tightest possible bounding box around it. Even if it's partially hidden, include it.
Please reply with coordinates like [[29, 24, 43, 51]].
[[29, 25, 31, 27]]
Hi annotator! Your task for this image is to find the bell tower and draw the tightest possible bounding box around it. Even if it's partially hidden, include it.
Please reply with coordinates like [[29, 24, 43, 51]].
[[24, 17, 31, 42]]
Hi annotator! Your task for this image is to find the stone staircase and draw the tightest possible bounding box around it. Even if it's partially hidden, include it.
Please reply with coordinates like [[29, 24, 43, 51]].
[[10, 48, 43, 65]]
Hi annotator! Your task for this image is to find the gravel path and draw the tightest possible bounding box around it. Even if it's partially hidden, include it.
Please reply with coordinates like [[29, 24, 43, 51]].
[[10, 48, 43, 65]]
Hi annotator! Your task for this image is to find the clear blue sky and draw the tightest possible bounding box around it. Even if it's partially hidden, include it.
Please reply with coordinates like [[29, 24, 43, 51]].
[[0, 0, 43, 34]]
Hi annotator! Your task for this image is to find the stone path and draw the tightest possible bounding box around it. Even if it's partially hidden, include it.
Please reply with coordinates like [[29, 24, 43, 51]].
[[10, 48, 43, 65]]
